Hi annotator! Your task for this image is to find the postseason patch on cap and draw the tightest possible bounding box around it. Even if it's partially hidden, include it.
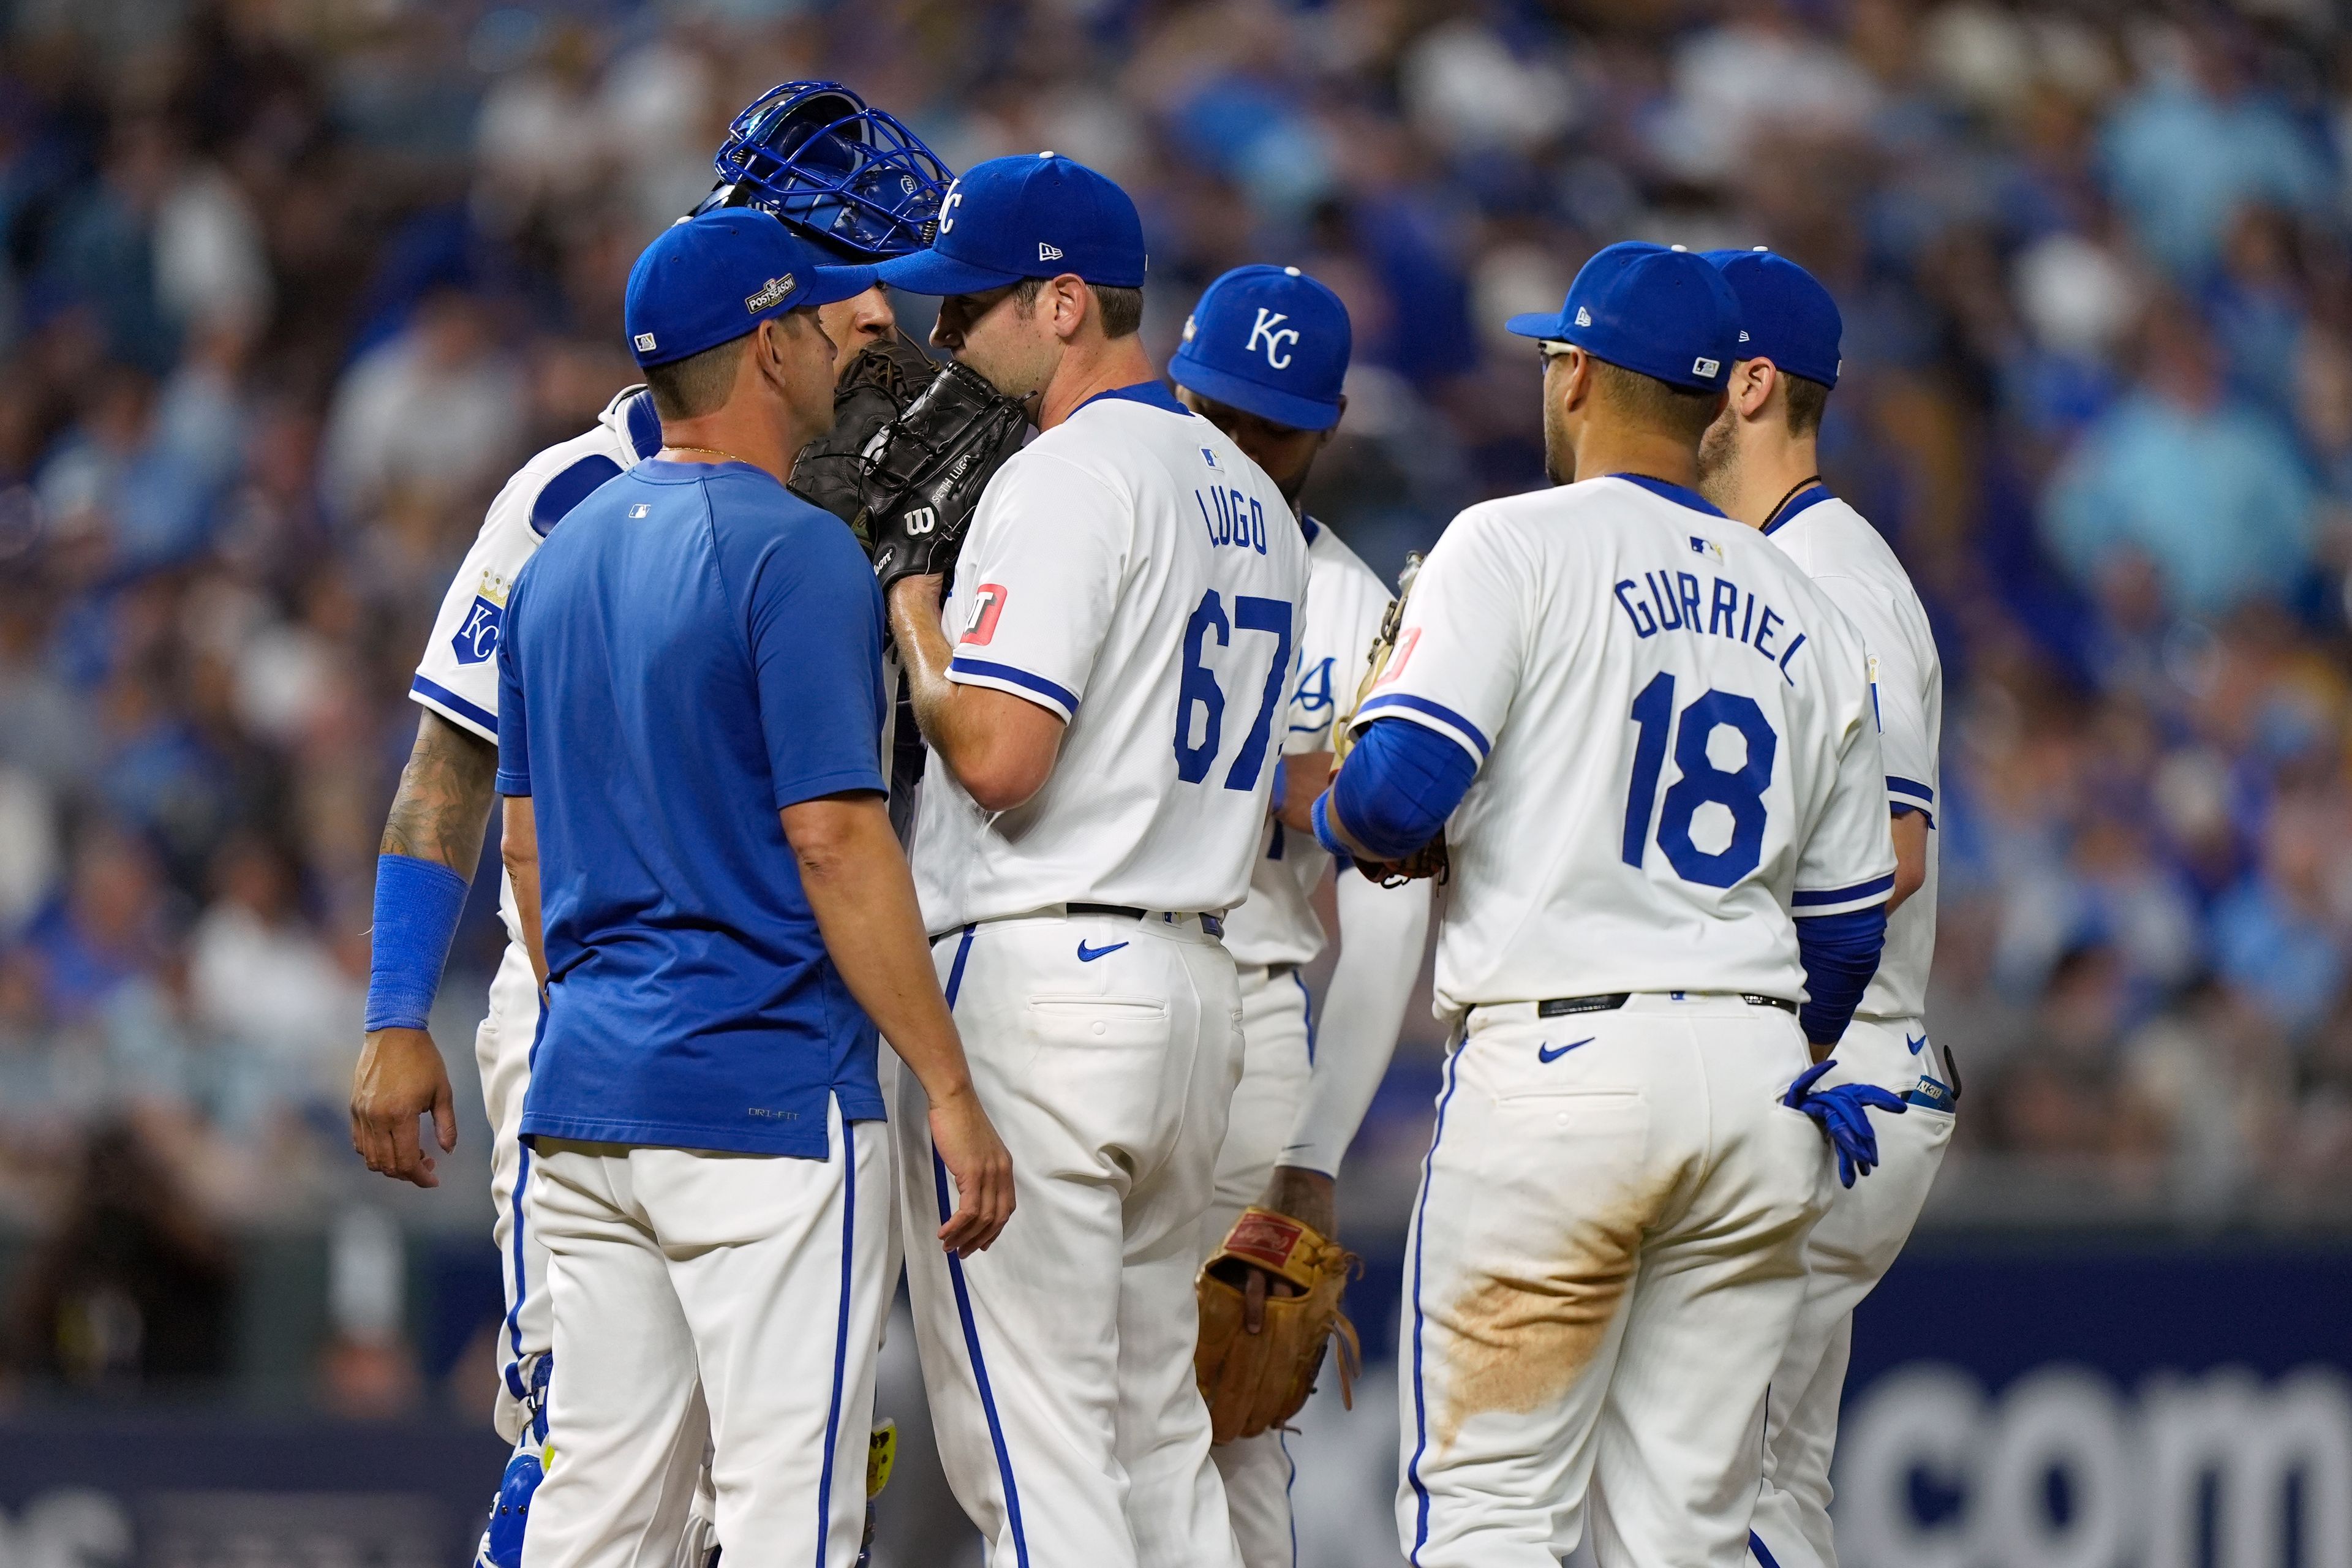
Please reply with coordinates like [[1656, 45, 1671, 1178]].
[[744, 274, 797, 312]]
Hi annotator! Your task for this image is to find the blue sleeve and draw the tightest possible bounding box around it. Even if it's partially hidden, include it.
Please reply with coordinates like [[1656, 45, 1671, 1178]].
[[1313, 717, 1477, 861], [494, 577, 530, 796], [724, 489, 888, 809], [1795, 905, 1888, 1046]]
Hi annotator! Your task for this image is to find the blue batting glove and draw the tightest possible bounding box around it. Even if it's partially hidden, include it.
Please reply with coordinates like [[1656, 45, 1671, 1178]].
[[1782, 1060, 1909, 1187]]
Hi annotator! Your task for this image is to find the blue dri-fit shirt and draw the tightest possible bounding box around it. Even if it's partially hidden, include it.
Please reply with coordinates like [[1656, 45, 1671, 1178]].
[[495, 458, 889, 1158]]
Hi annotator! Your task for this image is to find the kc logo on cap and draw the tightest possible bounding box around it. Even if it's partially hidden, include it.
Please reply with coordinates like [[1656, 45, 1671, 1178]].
[[874, 154, 1147, 295], [1167, 263, 1352, 432]]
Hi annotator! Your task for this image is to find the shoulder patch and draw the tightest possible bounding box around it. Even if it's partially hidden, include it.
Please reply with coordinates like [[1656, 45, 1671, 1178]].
[[530, 454, 623, 537]]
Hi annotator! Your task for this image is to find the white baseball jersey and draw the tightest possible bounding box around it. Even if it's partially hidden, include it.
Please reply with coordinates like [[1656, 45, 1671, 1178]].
[[1222, 517, 1395, 968], [1354, 474, 1894, 1021], [912, 383, 1310, 930], [1763, 488, 1940, 1020], [410, 385, 663, 947], [404, 386, 661, 1445]]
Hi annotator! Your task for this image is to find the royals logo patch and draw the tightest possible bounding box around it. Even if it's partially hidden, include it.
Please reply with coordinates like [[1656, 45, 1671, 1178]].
[[452, 595, 503, 665]]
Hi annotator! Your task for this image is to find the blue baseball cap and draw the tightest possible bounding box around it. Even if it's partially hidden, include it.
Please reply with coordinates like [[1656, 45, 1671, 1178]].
[[1167, 265, 1351, 431], [1504, 241, 1741, 393], [624, 211, 877, 369], [873, 152, 1147, 295], [1702, 247, 1842, 388]]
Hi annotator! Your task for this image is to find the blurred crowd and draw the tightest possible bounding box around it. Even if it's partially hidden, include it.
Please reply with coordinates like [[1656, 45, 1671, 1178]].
[[4, 0, 2352, 1384]]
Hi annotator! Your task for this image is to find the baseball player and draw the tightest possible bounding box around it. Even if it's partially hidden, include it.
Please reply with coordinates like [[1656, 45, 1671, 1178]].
[[1308, 243, 1902, 1568], [342, 80, 952, 1566], [1165, 263, 1433, 1568], [496, 212, 1011, 1567], [867, 154, 1310, 1568], [1696, 248, 1951, 1568]]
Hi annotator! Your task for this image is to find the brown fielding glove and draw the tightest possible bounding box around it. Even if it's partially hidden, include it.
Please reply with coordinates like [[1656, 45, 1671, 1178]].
[[863, 360, 1030, 594], [1330, 552, 1449, 885], [1195, 1206, 1362, 1444], [788, 330, 945, 551]]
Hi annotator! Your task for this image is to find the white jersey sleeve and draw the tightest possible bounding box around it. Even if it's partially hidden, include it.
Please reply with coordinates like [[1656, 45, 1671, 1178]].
[[1280, 865, 1430, 1177], [1788, 664, 1896, 916], [1766, 493, 1943, 1018], [941, 447, 1126, 723], [1349, 507, 1529, 767], [410, 387, 661, 740]]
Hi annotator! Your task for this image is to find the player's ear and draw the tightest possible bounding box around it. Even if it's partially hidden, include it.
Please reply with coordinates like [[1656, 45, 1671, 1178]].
[[1735, 358, 1776, 421], [1052, 274, 1090, 342], [1558, 346, 1594, 412]]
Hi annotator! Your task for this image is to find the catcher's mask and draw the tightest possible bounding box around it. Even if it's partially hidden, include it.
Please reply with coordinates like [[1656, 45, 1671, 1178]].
[[694, 80, 952, 262]]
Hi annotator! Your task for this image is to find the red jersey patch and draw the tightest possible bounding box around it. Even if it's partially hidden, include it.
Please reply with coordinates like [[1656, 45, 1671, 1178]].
[[960, 583, 1008, 647]]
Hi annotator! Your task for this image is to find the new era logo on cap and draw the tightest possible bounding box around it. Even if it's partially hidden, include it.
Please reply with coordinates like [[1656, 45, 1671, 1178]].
[[1039, 243, 1064, 262], [1575, 306, 1593, 327]]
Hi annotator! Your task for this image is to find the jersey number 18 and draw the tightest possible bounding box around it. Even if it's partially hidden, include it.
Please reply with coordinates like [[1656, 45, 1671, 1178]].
[[1621, 671, 1778, 889]]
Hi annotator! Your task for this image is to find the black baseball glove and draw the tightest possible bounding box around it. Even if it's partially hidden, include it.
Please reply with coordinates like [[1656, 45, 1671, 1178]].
[[863, 360, 1030, 594], [788, 330, 945, 549]]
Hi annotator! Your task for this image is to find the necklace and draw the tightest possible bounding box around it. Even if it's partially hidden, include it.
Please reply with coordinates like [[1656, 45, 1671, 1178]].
[[1762, 473, 1825, 531], [663, 443, 747, 465]]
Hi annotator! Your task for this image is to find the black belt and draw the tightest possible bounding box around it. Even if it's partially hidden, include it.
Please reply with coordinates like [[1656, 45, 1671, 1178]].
[[1535, 992, 1796, 1018], [1069, 902, 1225, 940]]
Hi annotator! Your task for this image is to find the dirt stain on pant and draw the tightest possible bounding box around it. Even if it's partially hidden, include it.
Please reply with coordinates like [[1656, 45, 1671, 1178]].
[[1430, 1182, 1673, 1459]]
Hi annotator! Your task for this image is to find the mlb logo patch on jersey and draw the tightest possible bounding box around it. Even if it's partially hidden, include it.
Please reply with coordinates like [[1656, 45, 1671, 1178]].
[[452, 595, 503, 666], [1690, 535, 1725, 564], [1202, 447, 1219, 470]]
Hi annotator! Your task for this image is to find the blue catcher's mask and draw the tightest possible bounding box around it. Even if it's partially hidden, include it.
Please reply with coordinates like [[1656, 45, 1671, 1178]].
[[695, 81, 952, 262]]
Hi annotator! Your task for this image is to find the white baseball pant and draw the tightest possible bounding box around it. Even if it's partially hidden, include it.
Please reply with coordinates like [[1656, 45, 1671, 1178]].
[[477, 940, 548, 1444], [521, 1102, 891, 1568], [1747, 1015, 1954, 1568], [1398, 993, 1832, 1568], [895, 910, 1247, 1568], [1205, 962, 1317, 1568]]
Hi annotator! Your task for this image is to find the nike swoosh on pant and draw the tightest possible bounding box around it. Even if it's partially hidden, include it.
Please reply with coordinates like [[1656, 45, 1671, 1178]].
[[1537, 1038, 1593, 1064], [1076, 940, 1129, 963]]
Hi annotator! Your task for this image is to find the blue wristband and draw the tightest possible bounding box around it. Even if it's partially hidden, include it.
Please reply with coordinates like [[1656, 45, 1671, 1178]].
[[366, 853, 470, 1032], [1311, 790, 1353, 868]]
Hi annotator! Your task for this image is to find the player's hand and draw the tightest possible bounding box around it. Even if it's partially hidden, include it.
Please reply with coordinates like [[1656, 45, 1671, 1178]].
[[928, 1084, 1014, 1256], [1273, 751, 1332, 834], [1238, 1166, 1333, 1333], [350, 1027, 458, 1188]]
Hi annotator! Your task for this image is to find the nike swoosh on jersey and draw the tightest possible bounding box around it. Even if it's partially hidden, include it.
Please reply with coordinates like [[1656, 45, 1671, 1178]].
[[1537, 1038, 1594, 1064], [1906, 1033, 1928, 1055], [1076, 940, 1130, 963]]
